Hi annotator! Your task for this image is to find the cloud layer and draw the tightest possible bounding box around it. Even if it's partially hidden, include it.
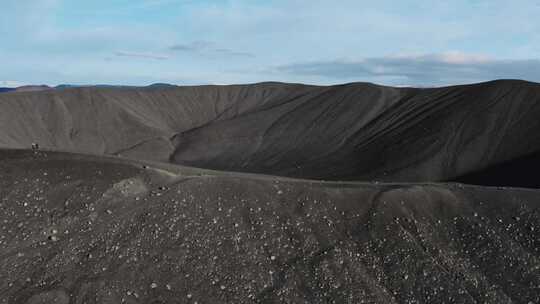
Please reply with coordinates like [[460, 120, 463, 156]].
[[115, 51, 169, 60], [169, 41, 254, 58], [277, 53, 540, 86]]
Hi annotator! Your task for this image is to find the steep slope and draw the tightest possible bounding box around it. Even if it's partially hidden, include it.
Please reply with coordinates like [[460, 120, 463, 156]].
[[1, 149, 539, 303], [1, 80, 539, 183], [0, 82, 404, 165], [171, 80, 540, 182]]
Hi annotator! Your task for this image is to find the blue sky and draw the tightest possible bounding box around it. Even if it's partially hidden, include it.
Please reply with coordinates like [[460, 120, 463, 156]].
[[1, 0, 540, 87]]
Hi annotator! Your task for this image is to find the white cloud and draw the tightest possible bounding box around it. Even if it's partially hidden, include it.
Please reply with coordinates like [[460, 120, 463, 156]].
[[437, 52, 492, 65], [390, 52, 492, 65]]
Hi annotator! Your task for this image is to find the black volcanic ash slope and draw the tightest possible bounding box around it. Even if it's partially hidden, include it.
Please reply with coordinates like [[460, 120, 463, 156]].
[[170, 80, 540, 182], [1, 79, 540, 303], [2, 80, 540, 183], [3, 82, 393, 165], [1, 150, 539, 303]]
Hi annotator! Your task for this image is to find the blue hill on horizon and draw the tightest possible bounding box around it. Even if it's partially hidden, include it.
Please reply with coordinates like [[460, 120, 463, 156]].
[[0, 88, 15, 93]]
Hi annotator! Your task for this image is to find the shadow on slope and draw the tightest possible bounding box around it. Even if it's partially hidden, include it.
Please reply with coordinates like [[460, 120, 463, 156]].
[[453, 150, 540, 188]]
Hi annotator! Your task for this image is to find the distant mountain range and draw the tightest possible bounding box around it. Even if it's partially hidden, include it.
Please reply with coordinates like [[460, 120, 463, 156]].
[[0, 83, 178, 93], [0, 85, 51, 93]]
